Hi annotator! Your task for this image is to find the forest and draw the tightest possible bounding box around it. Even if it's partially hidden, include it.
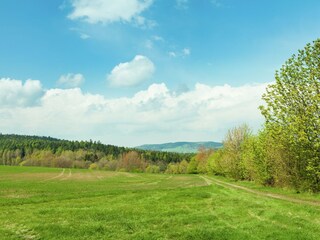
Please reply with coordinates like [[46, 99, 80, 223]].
[[0, 134, 193, 173]]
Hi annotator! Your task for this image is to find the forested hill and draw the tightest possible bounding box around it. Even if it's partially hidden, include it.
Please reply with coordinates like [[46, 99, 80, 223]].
[[0, 134, 193, 171], [0, 134, 127, 156], [136, 141, 222, 153]]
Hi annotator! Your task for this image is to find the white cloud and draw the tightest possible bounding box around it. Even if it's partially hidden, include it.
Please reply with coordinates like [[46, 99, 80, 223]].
[[69, 27, 91, 40], [0, 78, 43, 107], [152, 35, 164, 42], [80, 33, 90, 39], [183, 48, 191, 56], [107, 55, 155, 87], [57, 73, 85, 88], [168, 51, 177, 57], [68, 0, 154, 27], [168, 48, 191, 57], [0, 78, 269, 146], [144, 35, 164, 49]]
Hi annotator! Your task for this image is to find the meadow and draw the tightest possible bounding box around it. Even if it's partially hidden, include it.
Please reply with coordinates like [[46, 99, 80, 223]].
[[0, 166, 319, 240]]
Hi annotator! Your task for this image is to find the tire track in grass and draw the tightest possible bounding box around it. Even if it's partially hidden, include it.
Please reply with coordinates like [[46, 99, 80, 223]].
[[96, 176, 104, 181], [200, 176, 320, 207], [93, 172, 105, 181], [60, 169, 72, 181], [42, 169, 65, 182], [200, 176, 212, 186], [88, 170, 104, 181]]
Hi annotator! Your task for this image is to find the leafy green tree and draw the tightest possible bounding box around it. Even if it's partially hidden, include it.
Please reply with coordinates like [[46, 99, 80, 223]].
[[89, 163, 98, 170], [260, 39, 320, 191], [223, 124, 251, 179], [145, 165, 160, 173], [178, 160, 189, 174], [187, 157, 198, 174], [165, 163, 179, 174], [240, 132, 286, 186], [207, 149, 228, 176]]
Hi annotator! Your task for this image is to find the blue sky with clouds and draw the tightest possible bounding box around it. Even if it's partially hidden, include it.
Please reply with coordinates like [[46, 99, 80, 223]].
[[0, 0, 320, 146]]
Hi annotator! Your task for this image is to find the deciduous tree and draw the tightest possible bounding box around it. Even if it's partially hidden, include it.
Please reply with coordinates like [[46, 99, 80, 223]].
[[260, 39, 320, 191]]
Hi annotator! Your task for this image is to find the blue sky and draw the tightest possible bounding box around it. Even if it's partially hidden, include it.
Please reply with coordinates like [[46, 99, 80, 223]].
[[0, 0, 320, 146]]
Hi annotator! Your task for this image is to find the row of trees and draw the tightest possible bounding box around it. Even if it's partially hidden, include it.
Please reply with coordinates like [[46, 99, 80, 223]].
[[0, 134, 220, 174], [189, 122, 318, 192], [184, 39, 320, 192], [0, 134, 193, 172]]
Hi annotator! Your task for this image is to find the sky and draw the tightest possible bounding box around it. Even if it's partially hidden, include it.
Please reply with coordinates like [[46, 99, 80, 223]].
[[0, 0, 320, 146]]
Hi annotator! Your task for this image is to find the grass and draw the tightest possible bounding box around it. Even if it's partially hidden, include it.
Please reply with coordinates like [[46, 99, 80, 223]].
[[211, 175, 320, 201], [0, 166, 319, 239]]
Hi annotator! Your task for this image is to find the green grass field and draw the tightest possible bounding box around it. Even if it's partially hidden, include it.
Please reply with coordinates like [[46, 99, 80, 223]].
[[0, 166, 319, 240]]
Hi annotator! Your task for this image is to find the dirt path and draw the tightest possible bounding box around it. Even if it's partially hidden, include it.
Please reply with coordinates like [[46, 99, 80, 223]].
[[42, 169, 65, 181], [200, 176, 320, 207]]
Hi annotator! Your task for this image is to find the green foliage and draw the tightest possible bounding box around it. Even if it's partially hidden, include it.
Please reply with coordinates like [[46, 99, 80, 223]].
[[187, 157, 198, 174], [165, 163, 179, 174], [208, 148, 240, 177], [0, 134, 193, 173], [164, 160, 190, 174], [89, 163, 98, 170], [207, 39, 320, 192], [260, 39, 320, 192], [145, 165, 160, 173], [221, 124, 252, 180], [178, 160, 189, 174], [239, 132, 280, 185]]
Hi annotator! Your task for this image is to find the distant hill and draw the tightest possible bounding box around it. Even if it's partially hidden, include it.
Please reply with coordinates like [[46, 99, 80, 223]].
[[136, 141, 223, 153]]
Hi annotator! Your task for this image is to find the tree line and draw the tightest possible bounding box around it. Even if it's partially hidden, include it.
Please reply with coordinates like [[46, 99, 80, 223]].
[[0, 134, 193, 173], [171, 39, 320, 193]]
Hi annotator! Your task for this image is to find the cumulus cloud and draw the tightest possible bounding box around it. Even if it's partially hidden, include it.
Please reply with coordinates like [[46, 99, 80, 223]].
[[0, 78, 269, 146], [107, 55, 155, 87], [57, 73, 85, 88], [0, 78, 43, 107], [68, 0, 154, 27]]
